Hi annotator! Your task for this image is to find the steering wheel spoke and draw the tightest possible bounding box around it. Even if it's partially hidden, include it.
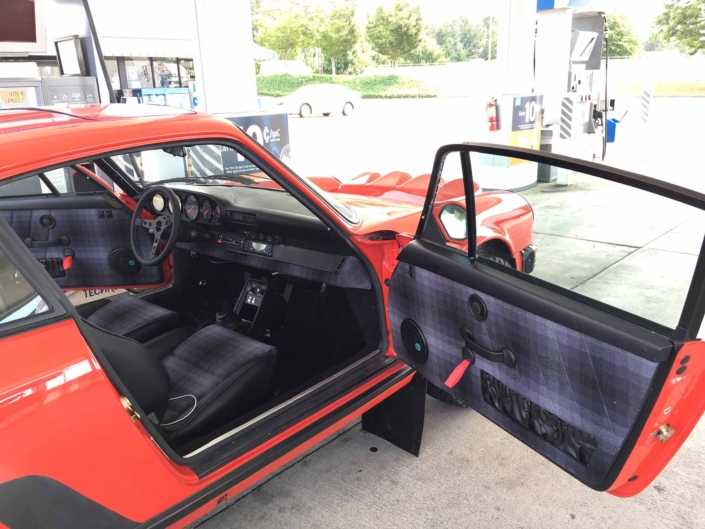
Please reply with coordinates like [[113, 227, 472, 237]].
[[150, 232, 162, 259]]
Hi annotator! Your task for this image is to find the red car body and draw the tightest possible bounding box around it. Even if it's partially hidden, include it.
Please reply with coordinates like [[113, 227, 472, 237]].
[[0, 105, 703, 529]]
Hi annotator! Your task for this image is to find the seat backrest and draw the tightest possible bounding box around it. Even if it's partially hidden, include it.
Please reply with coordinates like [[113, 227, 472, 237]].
[[82, 320, 171, 422]]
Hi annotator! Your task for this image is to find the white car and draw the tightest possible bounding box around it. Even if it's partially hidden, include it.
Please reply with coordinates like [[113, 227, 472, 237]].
[[277, 84, 361, 118]]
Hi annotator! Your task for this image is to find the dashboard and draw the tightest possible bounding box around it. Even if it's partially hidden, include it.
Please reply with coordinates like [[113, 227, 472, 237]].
[[145, 184, 352, 274]]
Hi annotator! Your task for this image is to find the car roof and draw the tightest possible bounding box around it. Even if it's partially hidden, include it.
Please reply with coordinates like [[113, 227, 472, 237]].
[[0, 104, 249, 181], [294, 84, 349, 93]]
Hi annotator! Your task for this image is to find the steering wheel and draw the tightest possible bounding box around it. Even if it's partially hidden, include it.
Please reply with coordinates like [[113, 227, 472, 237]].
[[130, 186, 182, 266]]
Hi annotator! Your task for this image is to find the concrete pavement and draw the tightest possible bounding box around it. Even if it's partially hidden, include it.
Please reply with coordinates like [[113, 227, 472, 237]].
[[197, 398, 705, 529]]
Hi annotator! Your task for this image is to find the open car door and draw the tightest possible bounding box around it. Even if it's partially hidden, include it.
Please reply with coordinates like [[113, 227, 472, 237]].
[[0, 163, 170, 299], [388, 144, 705, 496]]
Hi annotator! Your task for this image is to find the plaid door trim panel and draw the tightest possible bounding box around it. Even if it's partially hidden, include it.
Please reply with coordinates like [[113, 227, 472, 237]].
[[388, 265, 659, 485], [0, 208, 163, 287]]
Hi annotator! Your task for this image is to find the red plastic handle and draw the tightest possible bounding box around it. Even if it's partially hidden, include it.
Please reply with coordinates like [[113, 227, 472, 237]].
[[445, 359, 472, 389], [62, 255, 73, 271]]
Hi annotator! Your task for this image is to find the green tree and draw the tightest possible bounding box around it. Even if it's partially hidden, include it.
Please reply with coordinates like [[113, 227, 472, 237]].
[[603, 12, 640, 57], [256, 9, 311, 60], [366, 1, 424, 69], [401, 35, 447, 64], [656, 0, 705, 55], [430, 18, 485, 62], [643, 32, 677, 52], [317, 4, 360, 76], [251, 0, 262, 40], [481, 16, 498, 60]]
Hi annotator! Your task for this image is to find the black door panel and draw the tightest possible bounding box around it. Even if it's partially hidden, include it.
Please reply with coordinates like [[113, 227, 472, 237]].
[[0, 195, 162, 288], [398, 240, 673, 362], [390, 241, 665, 486]]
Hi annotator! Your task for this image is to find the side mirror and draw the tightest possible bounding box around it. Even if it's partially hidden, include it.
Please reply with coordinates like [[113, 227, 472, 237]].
[[439, 204, 468, 240]]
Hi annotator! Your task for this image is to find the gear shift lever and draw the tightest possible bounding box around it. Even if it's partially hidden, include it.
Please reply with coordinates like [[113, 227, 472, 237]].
[[215, 300, 242, 331]]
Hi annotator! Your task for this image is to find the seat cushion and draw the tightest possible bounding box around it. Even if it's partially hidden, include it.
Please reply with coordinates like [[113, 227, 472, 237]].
[[86, 295, 179, 342], [161, 325, 277, 435]]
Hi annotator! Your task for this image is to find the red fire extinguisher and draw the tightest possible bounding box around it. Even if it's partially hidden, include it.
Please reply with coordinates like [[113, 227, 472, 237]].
[[486, 97, 499, 131]]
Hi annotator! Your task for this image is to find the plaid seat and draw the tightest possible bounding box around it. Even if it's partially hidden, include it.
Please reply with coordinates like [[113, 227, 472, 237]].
[[86, 295, 178, 341], [161, 325, 278, 426]]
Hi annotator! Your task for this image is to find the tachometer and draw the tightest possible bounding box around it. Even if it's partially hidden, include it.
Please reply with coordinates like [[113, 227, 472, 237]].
[[152, 194, 165, 212], [184, 195, 199, 220], [202, 199, 213, 222], [212, 204, 221, 224]]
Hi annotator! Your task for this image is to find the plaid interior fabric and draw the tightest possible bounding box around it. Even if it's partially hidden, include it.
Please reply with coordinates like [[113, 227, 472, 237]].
[[161, 325, 277, 424], [87, 295, 178, 337], [176, 241, 371, 289], [0, 208, 163, 287], [388, 265, 659, 485]]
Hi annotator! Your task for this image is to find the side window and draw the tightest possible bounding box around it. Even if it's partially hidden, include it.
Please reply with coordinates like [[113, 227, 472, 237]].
[[0, 247, 49, 325], [423, 151, 470, 252], [468, 152, 704, 331], [0, 165, 117, 198]]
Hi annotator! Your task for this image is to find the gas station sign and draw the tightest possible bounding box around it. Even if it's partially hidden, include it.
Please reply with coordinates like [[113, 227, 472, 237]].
[[510, 95, 543, 164]]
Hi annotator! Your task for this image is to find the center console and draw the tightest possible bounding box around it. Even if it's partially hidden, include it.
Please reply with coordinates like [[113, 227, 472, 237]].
[[235, 278, 268, 330]]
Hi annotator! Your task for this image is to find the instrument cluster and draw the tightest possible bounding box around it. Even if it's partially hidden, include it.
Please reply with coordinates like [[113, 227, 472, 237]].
[[151, 192, 221, 224]]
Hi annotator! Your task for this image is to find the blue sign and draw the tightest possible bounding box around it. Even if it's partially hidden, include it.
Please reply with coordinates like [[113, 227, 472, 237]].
[[224, 113, 291, 174]]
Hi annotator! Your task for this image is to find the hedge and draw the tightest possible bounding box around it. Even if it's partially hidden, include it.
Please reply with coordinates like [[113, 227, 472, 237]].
[[256, 74, 437, 99]]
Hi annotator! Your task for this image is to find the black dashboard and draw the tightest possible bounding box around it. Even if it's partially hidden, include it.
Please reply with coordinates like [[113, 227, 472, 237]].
[[146, 184, 352, 274]]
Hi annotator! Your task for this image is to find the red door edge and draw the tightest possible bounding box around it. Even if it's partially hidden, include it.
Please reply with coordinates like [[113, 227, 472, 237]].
[[608, 340, 705, 496]]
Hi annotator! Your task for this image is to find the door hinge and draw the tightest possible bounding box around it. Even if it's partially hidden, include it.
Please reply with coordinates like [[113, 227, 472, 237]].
[[657, 424, 675, 443], [120, 396, 141, 422]]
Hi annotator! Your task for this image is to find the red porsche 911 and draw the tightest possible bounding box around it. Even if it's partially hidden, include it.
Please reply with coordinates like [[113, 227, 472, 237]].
[[0, 104, 703, 529]]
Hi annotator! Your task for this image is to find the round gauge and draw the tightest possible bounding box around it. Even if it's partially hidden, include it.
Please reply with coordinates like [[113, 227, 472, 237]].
[[212, 204, 221, 224], [184, 195, 199, 221], [168, 194, 181, 214], [202, 199, 213, 222], [152, 194, 165, 212]]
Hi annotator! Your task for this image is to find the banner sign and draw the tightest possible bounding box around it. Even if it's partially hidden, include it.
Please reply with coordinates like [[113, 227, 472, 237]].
[[224, 113, 291, 174], [510, 95, 543, 165]]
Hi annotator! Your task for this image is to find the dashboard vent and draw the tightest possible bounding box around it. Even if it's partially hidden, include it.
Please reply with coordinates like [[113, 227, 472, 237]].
[[228, 211, 258, 225]]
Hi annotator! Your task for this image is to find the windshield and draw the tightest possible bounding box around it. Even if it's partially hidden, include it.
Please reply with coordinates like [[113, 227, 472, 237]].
[[110, 145, 274, 188], [109, 143, 359, 224]]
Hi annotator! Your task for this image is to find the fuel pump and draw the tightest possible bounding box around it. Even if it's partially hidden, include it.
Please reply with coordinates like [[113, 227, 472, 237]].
[[534, 3, 615, 162]]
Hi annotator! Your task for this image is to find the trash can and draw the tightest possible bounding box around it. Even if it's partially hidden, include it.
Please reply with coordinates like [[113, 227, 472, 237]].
[[606, 118, 621, 143], [538, 128, 557, 183]]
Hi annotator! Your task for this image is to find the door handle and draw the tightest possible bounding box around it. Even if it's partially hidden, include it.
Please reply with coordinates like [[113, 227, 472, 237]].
[[24, 235, 71, 248], [445, 326, 517, 389], [461, 325, 516, 368]]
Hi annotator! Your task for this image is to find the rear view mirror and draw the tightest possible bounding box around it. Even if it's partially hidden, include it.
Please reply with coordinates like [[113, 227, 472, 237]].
[[163, 146, 187, 158]]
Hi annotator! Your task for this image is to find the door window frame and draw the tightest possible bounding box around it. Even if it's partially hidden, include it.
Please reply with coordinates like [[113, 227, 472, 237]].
[[0, 217, 67, 338], [415, 143, 705, 342]]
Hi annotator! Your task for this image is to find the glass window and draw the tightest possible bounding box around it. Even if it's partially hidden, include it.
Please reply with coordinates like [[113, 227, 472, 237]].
[[467, 152, 704, 331], [110, 145, 273, 187], [422, 151, 469, 253], [105, 58, 121, 91], [0, 248, 49, 326], [0, 166, 120, 198], [124, 57, 153, 89], [179, 59, 195, 87], [107, 144, 357, 223], [153, 58, 179, 88]]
